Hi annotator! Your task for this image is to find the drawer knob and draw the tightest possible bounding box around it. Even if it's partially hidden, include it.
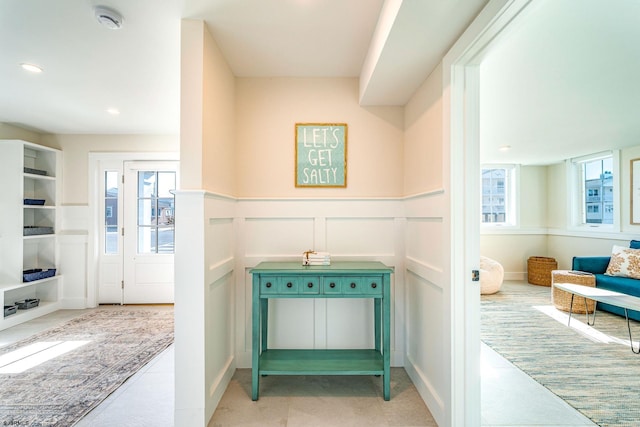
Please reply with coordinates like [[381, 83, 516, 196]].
[[330, 282, 336, 288], [371, 283, 377, 289], [287, 282, 293, 288], [308, 282, 314, 288], [266, 282, 272, 288], [350, 283, 356, 289]]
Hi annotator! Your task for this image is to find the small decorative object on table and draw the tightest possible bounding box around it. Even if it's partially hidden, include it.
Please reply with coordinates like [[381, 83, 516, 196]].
[[551, 269, 596, 314], [527, 256, 557, 286], [302, 250, 331, 266]]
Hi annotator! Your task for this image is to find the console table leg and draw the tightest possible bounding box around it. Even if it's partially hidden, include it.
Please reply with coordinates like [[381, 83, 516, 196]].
[[252, 278, 260, 400], [383, 276, 390, 401], [374, 299, 381, 353]]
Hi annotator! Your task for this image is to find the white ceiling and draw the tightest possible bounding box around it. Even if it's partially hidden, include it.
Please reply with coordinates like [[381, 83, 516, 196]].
[[0, 0, 485, 136], [2, 0, 635, 166], [480, 0, 640, 165]]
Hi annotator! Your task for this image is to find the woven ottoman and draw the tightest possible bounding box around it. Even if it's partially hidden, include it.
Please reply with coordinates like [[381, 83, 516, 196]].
[[551, 270, 596, 314]]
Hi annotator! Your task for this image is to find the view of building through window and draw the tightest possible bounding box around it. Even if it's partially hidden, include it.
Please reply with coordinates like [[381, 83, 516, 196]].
[[583, 157, 613, 224], [482, 168, 506, 223]]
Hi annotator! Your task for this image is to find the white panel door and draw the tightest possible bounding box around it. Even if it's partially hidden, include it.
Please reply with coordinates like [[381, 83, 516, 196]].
[[122, 161, 177, 304]]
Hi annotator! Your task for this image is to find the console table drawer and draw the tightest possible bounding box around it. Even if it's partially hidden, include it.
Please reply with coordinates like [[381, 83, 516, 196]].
[[260, 278, 279, 294], [339, 276, 383, 296], [260, 276, 320, 295]]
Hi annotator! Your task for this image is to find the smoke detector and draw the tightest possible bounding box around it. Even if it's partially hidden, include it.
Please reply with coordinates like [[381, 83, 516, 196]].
[[94, 6, 124, 30]]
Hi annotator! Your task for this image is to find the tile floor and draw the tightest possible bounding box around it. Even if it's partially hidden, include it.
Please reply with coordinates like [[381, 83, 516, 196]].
[[0, 308, 597, 426]]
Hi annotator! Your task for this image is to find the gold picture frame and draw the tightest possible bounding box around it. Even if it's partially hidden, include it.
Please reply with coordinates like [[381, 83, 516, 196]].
[[295, 123, 347, 188]]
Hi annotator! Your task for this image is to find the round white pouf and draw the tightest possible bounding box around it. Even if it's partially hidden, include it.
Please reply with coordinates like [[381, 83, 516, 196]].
[[480, 256, 504, 295]]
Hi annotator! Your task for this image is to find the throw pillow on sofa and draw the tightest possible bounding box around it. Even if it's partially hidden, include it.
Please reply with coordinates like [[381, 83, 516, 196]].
[[605, 245, 640, 279]]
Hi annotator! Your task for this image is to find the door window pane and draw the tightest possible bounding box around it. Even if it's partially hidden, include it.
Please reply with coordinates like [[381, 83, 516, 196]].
[[104, 171, 119, 254], [137, 171, 175, 254]]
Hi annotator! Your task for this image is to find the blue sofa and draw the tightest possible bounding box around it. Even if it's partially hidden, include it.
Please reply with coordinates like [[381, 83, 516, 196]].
[[572, 240, 640, 321]]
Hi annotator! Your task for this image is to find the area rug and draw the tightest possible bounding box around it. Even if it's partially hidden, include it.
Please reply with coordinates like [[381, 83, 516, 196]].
[[0, 307, 174, 426], [482, 282, 640, 427]]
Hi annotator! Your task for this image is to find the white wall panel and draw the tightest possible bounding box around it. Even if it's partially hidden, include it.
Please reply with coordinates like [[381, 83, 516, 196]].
[[58, 233, 87, 308], [244, 218, 315, 256], [403, 191, 446, 424], [326, 298, 374, 349], [268, 299, 316, 348], [207, 218, 234, 266], [326, 218, 395, 256], [406, 218, 444, 272], [405, 271, 444, 391]]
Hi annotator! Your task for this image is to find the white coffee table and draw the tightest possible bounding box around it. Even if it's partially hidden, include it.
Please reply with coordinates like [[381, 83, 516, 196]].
[[553, 282, 640, 354]]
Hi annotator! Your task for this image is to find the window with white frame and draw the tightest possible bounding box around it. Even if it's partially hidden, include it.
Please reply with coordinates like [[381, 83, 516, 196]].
[[568, 151, 618, 229], [481, 165, 518, 226]]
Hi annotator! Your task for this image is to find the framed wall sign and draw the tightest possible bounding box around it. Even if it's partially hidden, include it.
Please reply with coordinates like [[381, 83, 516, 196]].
[[295, 123, 347, 188], [632, 158, 640, 224]]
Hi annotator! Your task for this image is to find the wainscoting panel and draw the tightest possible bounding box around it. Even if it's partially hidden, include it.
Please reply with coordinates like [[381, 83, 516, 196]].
[[244, 217, 315, 256], [403, 191, 446, 425], [58, 233, 88, 309], [326, 217, 395, 256], [235, 197, 404, 368]]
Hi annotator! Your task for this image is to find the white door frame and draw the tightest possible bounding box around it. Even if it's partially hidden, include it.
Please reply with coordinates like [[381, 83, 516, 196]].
[[87, 151, 179, 307], [445, 1, 532, 425]]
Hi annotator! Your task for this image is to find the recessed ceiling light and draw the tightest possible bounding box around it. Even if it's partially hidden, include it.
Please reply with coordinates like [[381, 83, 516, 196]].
[[106, 108, 120, 115], [498, 145, 511, 152], [20, 63, 43, 73]]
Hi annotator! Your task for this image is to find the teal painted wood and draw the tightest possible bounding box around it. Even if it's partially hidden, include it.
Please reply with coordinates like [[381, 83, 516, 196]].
[[260, 349, 383, 374], [251, 272, 260, 400], [251, 261, 392, 401]]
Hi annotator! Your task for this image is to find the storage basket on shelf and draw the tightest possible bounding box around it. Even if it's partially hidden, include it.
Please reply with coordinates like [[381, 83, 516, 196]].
[[527, 256, 557, 286]]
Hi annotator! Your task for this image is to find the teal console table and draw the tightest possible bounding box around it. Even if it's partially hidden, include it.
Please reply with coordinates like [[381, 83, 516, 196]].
[[251, 261, 393, 401]]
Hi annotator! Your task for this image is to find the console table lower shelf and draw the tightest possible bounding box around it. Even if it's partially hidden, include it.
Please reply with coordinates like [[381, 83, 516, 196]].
[[258, 349, 384, 375]]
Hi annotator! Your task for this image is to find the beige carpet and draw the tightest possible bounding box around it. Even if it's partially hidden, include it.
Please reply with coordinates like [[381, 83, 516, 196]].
[[0, 307, 174, 426]]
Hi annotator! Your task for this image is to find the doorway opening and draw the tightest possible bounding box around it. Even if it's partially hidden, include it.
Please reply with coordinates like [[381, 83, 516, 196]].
[[88, 153, 179, 306]]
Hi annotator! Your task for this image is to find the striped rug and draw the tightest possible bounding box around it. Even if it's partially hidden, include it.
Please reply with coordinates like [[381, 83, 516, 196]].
[[481, 282, 640, 427]]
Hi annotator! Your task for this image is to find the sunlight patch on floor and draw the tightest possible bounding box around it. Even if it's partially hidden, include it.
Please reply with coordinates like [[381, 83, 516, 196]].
[[534, 305, 634, 347], [0, 341, 91, 374]]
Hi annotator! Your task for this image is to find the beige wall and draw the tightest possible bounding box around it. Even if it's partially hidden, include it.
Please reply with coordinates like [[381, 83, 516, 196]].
[[41, 134, 178, 205], [546, 162, 566, 229], [202, 25, 236, 195], [235, 77, 404, 198], [403, 64, 443, 194], [520, 165, 547, 227], [0, 123, 42, 144], [180, 20, 236, 194]]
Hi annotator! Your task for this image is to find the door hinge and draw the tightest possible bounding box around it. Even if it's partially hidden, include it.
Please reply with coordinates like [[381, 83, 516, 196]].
[[121, 227, 124, 236], [122, 175, 124, 184], [472, 270, 480, 282], [121, 280, 124, 289]]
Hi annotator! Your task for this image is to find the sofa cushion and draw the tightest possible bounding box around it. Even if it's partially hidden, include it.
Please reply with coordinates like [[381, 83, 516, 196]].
[[572, 256, 610, 274], [605, 245, 640, 279], [630, 240, 640, 249]]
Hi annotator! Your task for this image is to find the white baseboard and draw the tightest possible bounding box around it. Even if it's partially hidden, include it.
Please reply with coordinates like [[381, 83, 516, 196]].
[[504, 272, 526, 281], [59, 297, 89, 309]]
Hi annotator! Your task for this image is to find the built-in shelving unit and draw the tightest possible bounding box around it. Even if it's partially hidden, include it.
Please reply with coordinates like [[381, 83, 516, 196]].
[[0, 140, 62, 330]]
